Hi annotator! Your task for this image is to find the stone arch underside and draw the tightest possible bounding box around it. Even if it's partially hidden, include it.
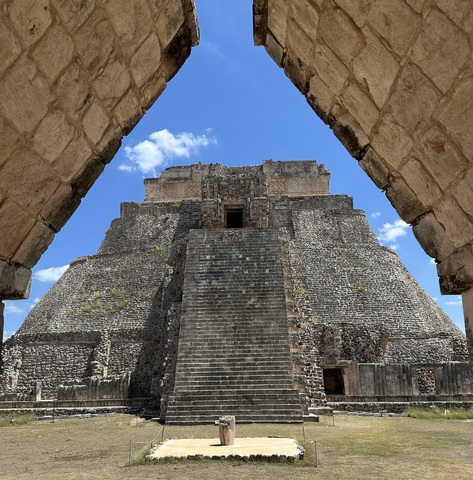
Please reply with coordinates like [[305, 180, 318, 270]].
[[0, 0, 198, 299], [254, 0, 473, 297], [0, 0, 472, 377]]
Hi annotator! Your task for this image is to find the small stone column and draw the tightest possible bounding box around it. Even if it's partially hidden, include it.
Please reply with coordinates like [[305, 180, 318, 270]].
[[219, 415, 235, 446], [462, 288, 473, 389]]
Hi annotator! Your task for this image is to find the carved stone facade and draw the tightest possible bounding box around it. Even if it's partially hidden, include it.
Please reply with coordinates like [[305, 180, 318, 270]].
[[1, 161, 470, 414]]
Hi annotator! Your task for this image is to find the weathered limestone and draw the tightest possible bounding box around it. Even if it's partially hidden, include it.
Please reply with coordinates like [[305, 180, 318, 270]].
[[462, 288, 473, 387], [0, 0, 199, 298], [219, 416, 236, 446], [1, 161, 469, 416]]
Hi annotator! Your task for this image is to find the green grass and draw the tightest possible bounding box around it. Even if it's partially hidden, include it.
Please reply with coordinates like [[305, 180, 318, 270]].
[[0, 413, 36, 427], [405, 406, 473, 420]]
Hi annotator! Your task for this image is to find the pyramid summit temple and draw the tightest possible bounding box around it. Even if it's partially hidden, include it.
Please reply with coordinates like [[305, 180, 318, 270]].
[[1, 160, 470, 422]]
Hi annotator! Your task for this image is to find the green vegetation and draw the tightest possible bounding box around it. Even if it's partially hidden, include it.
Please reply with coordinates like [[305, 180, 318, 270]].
[[70, 287, 130, 315], [357, 285, 367, 293], [0, 413, 36, 427], [295, 287, 305, 296], [405, 406, 473, 420]]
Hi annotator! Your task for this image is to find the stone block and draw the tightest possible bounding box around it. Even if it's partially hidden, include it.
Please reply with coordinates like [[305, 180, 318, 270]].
[[358, 148, 390, 190], [8, 0, 52, 47], [307, 75, 335, 124], [415, 125, 467, 190], [411, 9, 470, 94], [13, 220, 55, 269], [52, 136, 92, 182], [130, 34, 162, 88], [71, 157, 105, 197], [451, 167, 473, 218], [330, 112, 369, 160], [105, 0, 152, 57], [438, 246, 473, 294], [287, 19, 314, 66], [319, 5, 365, 67], [140, 73, 167, 112], [341, 81, 379, 135], [0, 259, 31, 299], [0, 116, 17, 169], [75, 10, 115, 78], [435, 71, 473, 160], [0, 55, 50, 134], [388, 62, 441, 140], [371, 114, 414, 170], [406, 0, 427, 13], [0, 146, 61, 215], [435, 195, 473, 249], [290, 0, 319, 38], [333, 0, 375, 27], [0, 199, 35, 259], [400, 157, 442, 208], [82, 101, 109, 145], [0, 16, 21, 77], [161, 24, 193, 82], [32, 24, 74, 81], [265, 31, 284, 66], [283, 47, 310, 95], [93, 58, 131, 110], [435, 0, 473, 34], [367, 0, 421, 57], [313, 41, 349, 95], [32, 110, 74, 163], [385, 175, 426, 223], [96, 129, 122, 164], [353, 28, 400, 109], [268, 0, 289, 45], [51, 0, 95, 31], [55, 63, 93, 121], [155, 0, 185, 48], [40, 184, 81, 232], [113, 90, 143, 136]]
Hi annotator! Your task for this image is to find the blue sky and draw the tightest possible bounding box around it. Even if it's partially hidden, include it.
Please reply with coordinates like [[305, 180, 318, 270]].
[[2, 0, 465, 338]]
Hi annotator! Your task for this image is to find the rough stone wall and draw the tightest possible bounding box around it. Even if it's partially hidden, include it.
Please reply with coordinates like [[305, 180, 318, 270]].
[[284, 193, 469, 399], [0, 0, 198, 299], [254, 0, 473, 296], [0, 201, 189, 402]]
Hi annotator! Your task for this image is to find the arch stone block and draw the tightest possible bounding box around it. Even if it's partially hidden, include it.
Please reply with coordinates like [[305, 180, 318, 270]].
[[0, 0, 199, 299], [254, 0, 473, 296]]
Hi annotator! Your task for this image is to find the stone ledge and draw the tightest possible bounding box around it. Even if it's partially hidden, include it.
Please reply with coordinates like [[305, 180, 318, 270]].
[[0, 259, 31, 299]]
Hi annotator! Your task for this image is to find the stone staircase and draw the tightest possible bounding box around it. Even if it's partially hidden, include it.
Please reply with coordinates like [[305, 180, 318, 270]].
[[165, 228, 302, 424]]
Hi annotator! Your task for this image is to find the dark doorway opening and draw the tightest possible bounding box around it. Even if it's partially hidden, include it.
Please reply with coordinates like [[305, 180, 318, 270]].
[[226, 209, 244, 228], [323, 368, 345, 395]]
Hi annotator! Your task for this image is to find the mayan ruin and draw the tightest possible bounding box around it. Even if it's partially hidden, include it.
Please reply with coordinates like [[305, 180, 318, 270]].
[[0, 160, 469, 422]]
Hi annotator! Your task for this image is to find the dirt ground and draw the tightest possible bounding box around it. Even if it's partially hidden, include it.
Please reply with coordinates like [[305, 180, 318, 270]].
[[0, 414, 472, 479]]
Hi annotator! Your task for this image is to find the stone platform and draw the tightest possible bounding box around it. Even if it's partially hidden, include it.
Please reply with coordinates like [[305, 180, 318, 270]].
[[147, 437, 304, 462]]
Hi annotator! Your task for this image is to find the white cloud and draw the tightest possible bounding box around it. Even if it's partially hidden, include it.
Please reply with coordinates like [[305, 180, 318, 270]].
[[4, 303, 24, 314], [120, 129, 217, 175], [429, 258, 437, 265], [445, 296, 462, 306], [371, 211, 381, 218], [377, 219, 409, 244], [33, 265, 69, 283]]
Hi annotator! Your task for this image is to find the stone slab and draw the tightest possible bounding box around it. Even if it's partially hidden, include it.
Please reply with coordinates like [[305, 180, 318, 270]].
[[148, 437, 303, 460]]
